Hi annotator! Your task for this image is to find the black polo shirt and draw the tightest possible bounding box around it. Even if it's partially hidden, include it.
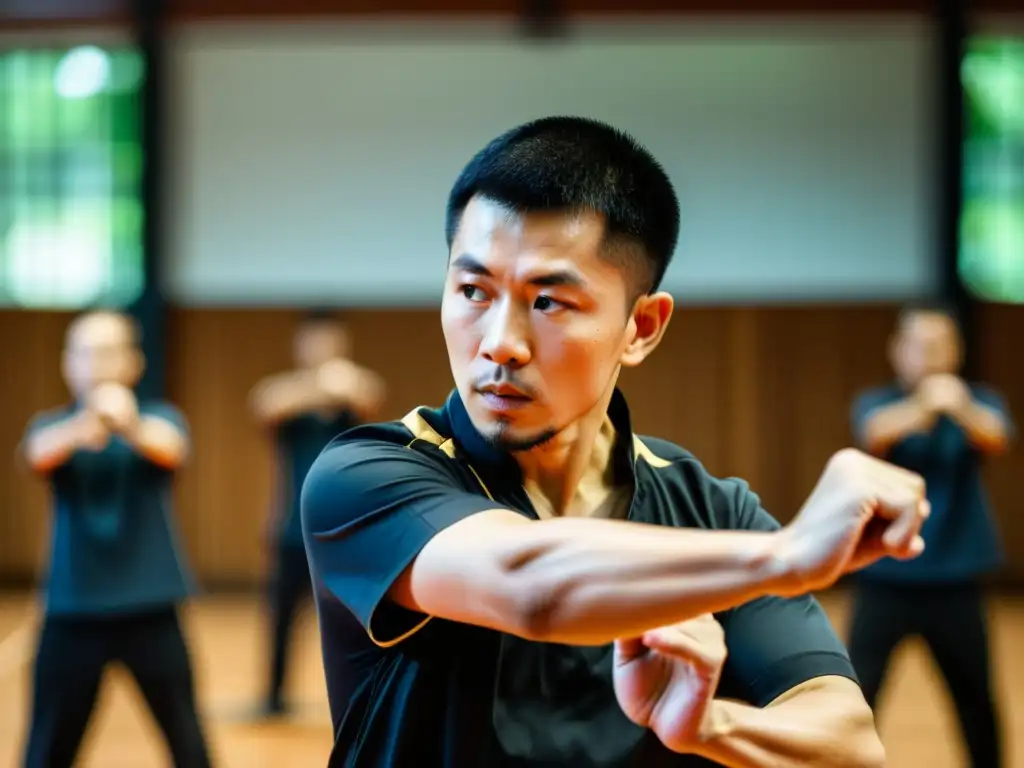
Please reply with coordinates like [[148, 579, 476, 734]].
[[302, 389, 857, 767], [273, 410, 359, 549]]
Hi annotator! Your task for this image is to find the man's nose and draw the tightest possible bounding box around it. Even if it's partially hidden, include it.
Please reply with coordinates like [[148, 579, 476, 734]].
[[479, 299, 531, 367]]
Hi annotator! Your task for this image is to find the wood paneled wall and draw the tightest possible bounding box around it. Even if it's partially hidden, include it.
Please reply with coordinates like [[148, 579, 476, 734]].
[[0, 304, 1020, 587]]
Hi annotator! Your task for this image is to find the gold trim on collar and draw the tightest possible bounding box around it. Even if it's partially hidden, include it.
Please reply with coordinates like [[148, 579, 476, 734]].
[[633, 435, 672, 468], [401, 408, 456, 458]]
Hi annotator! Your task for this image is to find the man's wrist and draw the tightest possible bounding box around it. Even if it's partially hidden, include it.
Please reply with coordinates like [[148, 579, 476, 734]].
[[909, 395, 938, 422], [696, 699, 738, 746], [69, 412, 97, 447], [753, 529, 803, 598], [118, 416, 142, 443]]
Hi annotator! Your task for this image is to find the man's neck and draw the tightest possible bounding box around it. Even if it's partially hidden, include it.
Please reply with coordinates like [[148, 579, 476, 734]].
[[515, 394, 622, 519]]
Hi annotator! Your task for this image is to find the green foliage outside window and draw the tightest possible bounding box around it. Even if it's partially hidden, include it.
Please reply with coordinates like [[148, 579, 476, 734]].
[[960, 39, 1024, 304], [0, 46, 145, 308]]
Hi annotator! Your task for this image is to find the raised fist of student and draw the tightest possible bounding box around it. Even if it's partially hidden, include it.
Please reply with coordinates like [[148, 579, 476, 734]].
[[90, 382, 139, 435], [917, 373, 969, 415], [776, 448, 929, 597], [73, 409, 111, 452], [316, 358, 360, 401]]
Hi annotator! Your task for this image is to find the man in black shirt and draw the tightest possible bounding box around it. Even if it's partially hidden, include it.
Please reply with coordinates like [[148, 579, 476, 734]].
[[20, 311, 211, 767], [302, 117, 929, 766], [849, 305, 1012, 766], [249, 312, 385, 717]]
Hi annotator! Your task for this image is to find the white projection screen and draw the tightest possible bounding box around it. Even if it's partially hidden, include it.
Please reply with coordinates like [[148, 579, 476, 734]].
[[165, 17, 938, 306]]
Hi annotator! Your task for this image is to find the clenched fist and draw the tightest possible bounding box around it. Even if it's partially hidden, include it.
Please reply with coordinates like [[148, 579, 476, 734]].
[[917, 373, 969, 415], [72, 409, 110, 452], [316, 358, 362, 401], [89, 382, 139, 436], [776, 448, 929, 596]]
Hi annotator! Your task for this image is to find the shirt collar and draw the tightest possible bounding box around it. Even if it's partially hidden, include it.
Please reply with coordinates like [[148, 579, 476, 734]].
[[444, 387, 638, 488]]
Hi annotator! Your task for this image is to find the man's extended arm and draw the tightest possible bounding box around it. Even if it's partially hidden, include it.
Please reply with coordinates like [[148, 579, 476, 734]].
[[693, 677, 883, 768], [21, 412, 96, 473], [122, 414, 190, 470], [947, 392, 1012, 455], [857, 395, 936, 456], [250, 362, 385, 426], [390, 508, 792, 646], [304, 441, 925, 649], [250, 370, 332, 426]]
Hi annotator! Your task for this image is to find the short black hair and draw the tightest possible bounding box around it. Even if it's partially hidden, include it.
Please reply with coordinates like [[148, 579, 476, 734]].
[[445, 116, 680, 295], [300, 308, 343, 326]]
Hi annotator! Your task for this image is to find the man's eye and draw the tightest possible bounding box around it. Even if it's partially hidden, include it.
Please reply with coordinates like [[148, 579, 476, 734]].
[[533, 296, 564, 312], [461, 285, 486, 302]]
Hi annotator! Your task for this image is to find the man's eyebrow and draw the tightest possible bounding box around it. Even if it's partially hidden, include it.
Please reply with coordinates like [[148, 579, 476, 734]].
[[527, 271, 584, 288], [450, 254, 490, 276], [450, 254, 585, 288]]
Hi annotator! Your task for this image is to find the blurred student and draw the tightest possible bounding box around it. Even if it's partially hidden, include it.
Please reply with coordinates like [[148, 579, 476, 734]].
[[249, 312, 385, 717], [20, 310, 212, 768], [849, 304, 1013, 768]]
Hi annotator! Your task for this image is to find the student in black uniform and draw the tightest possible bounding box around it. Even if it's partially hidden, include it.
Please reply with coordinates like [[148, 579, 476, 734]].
[[301, 117, 930, 767], [848, 305, 1012, 767], [19, 310, 211, 768], [249, 312, 385, 717]]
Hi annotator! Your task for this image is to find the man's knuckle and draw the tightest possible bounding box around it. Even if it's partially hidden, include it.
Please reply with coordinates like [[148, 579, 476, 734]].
[[831, 447, 863, 467]]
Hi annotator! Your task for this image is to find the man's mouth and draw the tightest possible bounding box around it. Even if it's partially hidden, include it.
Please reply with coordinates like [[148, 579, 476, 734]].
[[478, 387, 532, 411]]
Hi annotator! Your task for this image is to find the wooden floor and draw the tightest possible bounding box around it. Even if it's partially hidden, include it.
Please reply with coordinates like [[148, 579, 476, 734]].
[[0, 590, 1021, 767]]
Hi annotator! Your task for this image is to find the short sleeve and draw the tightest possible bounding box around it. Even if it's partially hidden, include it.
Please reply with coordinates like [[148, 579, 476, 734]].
[[971, 385, 1016, 442], [23, 408, 71, 441], [712, 479, 859, 707], [850, 388, 893, 447], [301, 437, 500, 647], [143, 401, 190, 435], [20, 409, 73, 471]]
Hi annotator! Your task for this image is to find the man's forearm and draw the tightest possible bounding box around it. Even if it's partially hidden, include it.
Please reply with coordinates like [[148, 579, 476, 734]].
[[413, 512, 795, 645], [949, 400, 1010, 454], [860, 398, 935, 455], [124, 417, 189, 469], [22, 420, 81, 473], [690, 679, 884, 768], [348, 369, 386, 420], [251, 373, 329, 425]]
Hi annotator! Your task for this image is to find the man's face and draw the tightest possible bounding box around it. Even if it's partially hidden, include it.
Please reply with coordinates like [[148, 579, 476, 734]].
[[295, 321, 350, 369], [62, 313, 141, 398], [442, 196, 659, 451], [892, 311, 961, 387]]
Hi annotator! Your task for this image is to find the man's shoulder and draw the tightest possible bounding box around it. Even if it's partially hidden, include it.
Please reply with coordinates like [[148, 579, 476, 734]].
[[633, 434, 761, 529], [139, 399, 186, 423], [633, 434, 732, 488], [330, 402, 454, 454], [26, 404, 74, 432], [967, 381, 1008, 405], [855, 384, 901, 403], [304, 403, 462, 497], [633, 434, 698, 466]]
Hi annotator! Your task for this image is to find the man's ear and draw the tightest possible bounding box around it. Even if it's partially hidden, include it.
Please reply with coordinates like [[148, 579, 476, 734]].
[[887, 332, 901, 374], [621, 291, 673, 368], [127, 349, 146, 388]]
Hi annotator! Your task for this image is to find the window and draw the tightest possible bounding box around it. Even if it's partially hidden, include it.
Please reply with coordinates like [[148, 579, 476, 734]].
[[0, 46, 145, 309], [960, 38, 1024, 304]]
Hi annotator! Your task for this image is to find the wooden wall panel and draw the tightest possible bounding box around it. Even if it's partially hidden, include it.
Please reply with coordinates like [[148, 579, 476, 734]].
[[0, 311, 75, 581], [0, 304, 1020, 588]]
